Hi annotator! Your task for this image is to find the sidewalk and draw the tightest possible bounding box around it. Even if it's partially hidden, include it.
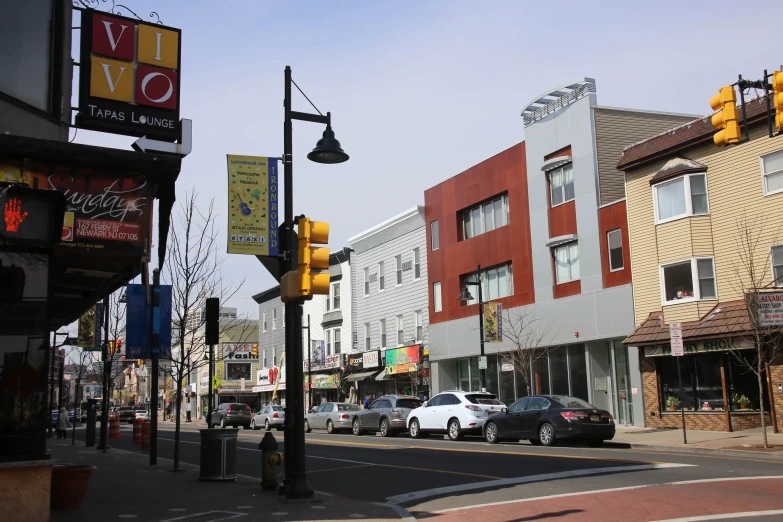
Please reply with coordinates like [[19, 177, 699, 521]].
[[48, 440, 401, 522]]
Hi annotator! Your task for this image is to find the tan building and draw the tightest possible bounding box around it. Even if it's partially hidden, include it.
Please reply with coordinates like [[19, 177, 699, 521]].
[[618, 96, 783, 432]]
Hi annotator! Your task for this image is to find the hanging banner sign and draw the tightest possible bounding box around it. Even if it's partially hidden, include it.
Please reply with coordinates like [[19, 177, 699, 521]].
[[125, 284, 172, 359], [226, 155, 279, 256], [305, 374, 340, 389], [758, 292, 783, 327], [483, 302, 502, 343], [386, 363, 417, 375]]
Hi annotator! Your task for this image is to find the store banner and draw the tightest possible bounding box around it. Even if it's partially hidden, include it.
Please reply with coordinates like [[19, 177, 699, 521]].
[[386, 363, 417, 375], [758, 292, 783, 327], [483, 302, 502, 342], [363, 351, 380, 368], [384, 346, 420, 375], [226, 155, 279, 256], [77, 305, 98, 349], [305, 374, 340, 389], [257, 366, 286, 386], [222, 342, 258, 360]]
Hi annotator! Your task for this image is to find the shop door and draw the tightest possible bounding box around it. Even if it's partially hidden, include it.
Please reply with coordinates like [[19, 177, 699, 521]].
[[588, 342, 613, 413], [612, 345, 633, 426]]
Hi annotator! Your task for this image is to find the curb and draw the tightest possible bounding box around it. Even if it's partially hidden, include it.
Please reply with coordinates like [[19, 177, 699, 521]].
[[603, 441, 783, 461]]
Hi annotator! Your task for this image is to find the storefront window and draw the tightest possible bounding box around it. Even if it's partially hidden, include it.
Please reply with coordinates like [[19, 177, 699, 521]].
[[499, 365, 515, 403], [226, 363, 251, 380], [469, 357, 480, 392], [486, 355, 498, 395], [568, 345, 589, 401], [726, 352, 770, 411], [458, 359, 470, 391], [658, 356, 696, 410], [534, 356, 550, 395], [515, 368, 530, 398], [550, 347, 569, 395]]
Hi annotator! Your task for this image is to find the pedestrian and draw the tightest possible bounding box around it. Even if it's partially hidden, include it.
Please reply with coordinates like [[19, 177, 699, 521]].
[[363, 395, 370, 409], [320, 395, 326, 405], [57, 406, 69, 439]]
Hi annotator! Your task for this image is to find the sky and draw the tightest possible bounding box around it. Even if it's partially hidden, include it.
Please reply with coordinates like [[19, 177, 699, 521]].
[[71, 0, 783, 320]]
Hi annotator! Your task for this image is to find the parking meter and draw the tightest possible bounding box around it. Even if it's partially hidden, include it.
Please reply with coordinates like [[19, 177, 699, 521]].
[[85, 399, 98, 447]]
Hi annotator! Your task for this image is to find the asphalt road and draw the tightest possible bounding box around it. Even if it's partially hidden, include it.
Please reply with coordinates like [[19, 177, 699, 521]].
[[81, 421, 783, 521]]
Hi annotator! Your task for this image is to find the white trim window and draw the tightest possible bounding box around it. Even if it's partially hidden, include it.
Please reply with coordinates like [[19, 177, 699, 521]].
[[262, 312, 267, 333], [433, 282, 442, 313], [282, 308, 285, 328], [332, 282, 341, 310], [462, 194, 509, 240], [334, 329, 341, 353], [772, 245, 783, 287], [607, 229, 624, 272], [550, 164, 574, 207], [378, 261, 385, 291], [272, 308, 277, 330], [431, 220, 440, 251], [761, 149, 783, 196], [413, 248, 421, 280], [325, 330, 332, 355], [262, 349, 268, 368], [364, 323, 370, 351], [396, 255, 402, 286], [325, 288, 331, 311], [380, 319, 387, 348], [415, 310, 423, 341], [653, 173, 709, 224], [396, 315, 404, 346], [463, 263, 514, 304], [364, 268, 369, 296], [554, 243, 580, 284], [660, 257, 717, 305]]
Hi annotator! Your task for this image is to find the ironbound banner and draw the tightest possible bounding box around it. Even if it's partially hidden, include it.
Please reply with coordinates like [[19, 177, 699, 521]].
[[226, 155, 279, 256], [483, 302, 502, 342]]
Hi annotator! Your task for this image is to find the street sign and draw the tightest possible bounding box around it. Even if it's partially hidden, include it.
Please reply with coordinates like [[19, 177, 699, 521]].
[[669, 322, 684, 356], [478, 356, 488, 370], [132, 119, 192, 156], [211, 377, 221, 389]]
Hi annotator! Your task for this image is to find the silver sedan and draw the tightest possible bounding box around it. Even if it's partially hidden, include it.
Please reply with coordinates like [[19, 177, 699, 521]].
[[304, 402, 361, 434], [252, 405, 285, 431]]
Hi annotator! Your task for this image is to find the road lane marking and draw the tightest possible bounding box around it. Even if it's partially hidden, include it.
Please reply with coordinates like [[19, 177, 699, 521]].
[[404, 444, 654, 463], [306, 438, 399, 448], [386, 463, 693, 505], [652, 510, 783, 521], [374, 503, 417, 522], [308, 464, 375, 473], [307, 453, 500, 479]]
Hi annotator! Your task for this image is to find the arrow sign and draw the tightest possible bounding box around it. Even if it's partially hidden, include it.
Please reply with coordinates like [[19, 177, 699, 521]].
[[132, 119, 192, 156]]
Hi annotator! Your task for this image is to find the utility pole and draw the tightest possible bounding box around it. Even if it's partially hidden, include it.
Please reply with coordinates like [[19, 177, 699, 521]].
[[97, 296, 110, 451], [150, 269, 160, 465], [305, 315, 311, 411]]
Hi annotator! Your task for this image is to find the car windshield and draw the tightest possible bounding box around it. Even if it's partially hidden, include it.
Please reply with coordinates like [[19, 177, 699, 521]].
[[396, 399, 422, 409], [271, 406, 284, 411], [465, 393, 503, 405], [338, 404, 361, 411], [553, 396, 595, 409]]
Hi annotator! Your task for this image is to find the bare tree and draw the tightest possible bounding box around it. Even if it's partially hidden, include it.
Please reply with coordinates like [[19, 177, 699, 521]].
[[89, 290, 128, 414], [67, 348, 97, 445], [164, 191, 250, 472], [726, 214, 783, 448], [498, 308, 557, 397]]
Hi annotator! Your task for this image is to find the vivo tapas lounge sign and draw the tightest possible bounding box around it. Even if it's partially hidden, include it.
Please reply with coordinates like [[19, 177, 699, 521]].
[[76, 11, 182, 141]]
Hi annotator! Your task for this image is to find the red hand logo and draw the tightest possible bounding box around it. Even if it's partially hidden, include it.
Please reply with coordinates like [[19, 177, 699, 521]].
[[4, 197, 28, 232]]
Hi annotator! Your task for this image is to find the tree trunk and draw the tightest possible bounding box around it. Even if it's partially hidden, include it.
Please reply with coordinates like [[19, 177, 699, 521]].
[[72, 377, 80, 445], [174, 373, 183, 471], [757, 344, 768, 448]]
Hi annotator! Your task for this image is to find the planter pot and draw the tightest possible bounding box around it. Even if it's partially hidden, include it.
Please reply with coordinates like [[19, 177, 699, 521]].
[[739, 405, 750, 410], [668, 405, 678, 411], [51, 465, 96, 510]]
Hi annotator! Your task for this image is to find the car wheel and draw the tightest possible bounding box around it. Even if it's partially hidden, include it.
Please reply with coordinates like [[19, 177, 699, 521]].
[[447, 419, 463, 441], [250, 419, 257, 430], [409, 418, 422, 439], [484, 422, 499, 444], [529, 438, 541, 446], [538, 422, 555, 446], [352, 418, 363, 436], [265, 419, 270, 431], [380, 418, 391, 437], [587, 439, 603, 448], [220, 417, 226, 429], [326, 420, 335, 434], [304, 419, 311, 433]]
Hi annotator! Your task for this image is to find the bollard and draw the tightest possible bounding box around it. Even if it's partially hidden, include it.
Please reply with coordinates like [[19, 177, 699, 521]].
[[132, 418, 143, 443], [109, 416, 122, 439], [259, 432, 284, 491], [141, 421, 151, 450]]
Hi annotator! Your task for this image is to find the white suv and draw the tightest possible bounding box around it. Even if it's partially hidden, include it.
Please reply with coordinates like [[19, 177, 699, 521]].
[[407, 391, 505, 441]]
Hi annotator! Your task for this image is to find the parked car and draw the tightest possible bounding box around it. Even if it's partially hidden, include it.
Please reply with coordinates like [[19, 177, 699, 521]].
[[304, 402, 361, 434], [67, 409, 87, 423], [117, 407, 137, 423], [352, 395, 422, 437], [209, 403, 252, 429], [252, 405, 285, 431], [134, 410, 150, 421], [406, 391, 505, 441], [482, 395, 615, 447]]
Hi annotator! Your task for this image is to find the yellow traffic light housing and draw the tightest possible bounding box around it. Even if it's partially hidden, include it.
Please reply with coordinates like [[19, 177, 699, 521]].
[[773, 71, 783, 133], [280, 217, 331, 302], [710, 86, 741, 146], [251, 344, 259, 358]]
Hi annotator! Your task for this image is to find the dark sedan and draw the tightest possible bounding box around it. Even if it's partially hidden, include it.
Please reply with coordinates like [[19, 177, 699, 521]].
[[351, 395, 422, 437], [483, 395, 615, 447], [209, 403, 252, 429]]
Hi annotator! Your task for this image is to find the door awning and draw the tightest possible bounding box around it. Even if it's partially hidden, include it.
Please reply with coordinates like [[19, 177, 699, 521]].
[[345, 370, 380, 382]]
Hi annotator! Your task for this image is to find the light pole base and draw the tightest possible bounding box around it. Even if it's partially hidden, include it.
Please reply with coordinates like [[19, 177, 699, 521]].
[[284, 474, 314, 500]]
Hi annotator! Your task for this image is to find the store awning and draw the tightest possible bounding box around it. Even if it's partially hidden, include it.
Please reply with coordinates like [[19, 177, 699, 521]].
[[345, 370, 380, 382], [375, 369, 388, 381]]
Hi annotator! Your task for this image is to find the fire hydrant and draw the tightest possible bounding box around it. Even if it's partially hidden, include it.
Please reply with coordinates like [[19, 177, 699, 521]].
[[259, 432, 284, 491]]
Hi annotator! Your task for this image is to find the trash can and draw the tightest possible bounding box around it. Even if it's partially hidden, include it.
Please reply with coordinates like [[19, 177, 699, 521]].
[[198, 428, 238, 481]]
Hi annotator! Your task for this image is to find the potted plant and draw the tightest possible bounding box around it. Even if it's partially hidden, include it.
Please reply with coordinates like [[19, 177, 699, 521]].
[[50, 464, 96, 510], [666, 395, 680, 411], [734, 394, 751, 410]]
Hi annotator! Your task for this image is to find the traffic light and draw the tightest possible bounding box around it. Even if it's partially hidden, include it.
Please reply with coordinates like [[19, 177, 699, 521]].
[[109, 340, 122, 355], [280, 217, 330, 302], [0, 185, 66, 244], [773, 71, 783, 132], [137, 359, 144, 367], [709, 86, 741, 146], [251, 344, 259, 358]]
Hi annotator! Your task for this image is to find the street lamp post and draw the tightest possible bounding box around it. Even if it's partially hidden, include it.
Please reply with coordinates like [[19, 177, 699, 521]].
[[281, 65, 348, 500], [458, 264, 486, 392]]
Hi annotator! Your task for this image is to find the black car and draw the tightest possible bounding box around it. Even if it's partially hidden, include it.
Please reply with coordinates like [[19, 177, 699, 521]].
[[209, 403, 252, 429], [117, 406, 137, 424], [483, 395, 615, 447], [351, 395, 422, 437]]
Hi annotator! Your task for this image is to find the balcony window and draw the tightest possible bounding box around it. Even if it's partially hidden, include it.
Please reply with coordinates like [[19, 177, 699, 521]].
[[332, 283, 341, 310], [773, 245, 783, 287], [415, 310, 423, 341], [761, 149, 783, 196], [396, 255, 402, 285], [413, 248, 421, 280], [660, 258, 716, 304], [379, 261, 385, 291], [654, 173, 709, 224], [550, 165, 574, 207], [396, 315, 404, 346], [364, 323, 370, 350], [364, 268, 369, 296], [431, 220, 439, 251], [334, 329, 341, 353], [433, 282, 442, 313], [380, 319, 387, 348], [462, 194, 509, 240], [462, 263, 514, 305], [554, 243, 580, 284], [607, 229, 624, 272]]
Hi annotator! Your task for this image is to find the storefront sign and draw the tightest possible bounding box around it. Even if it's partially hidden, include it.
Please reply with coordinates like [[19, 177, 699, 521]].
[[483, 302, 502, 342], [346, 353, 364, 369], [306, 353, 341, 371], [669, 322, 683, 356], [758, 292, 783, 327], [386, 363, 417, 375], [226, 155, 279, 256], [222, 342, 258, 360], [385, 346, 420, 366], [478, 356, 488, 370], [256, 366, 286, 387], [306, 374, 340, 389], [501, 362, 514, 372], [76, 11, 182, 141], [644, 337, 753, 357], [363, 351, 379, 368]]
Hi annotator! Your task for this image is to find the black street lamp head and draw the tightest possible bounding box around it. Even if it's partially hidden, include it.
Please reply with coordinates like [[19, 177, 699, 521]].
[[307, 124, 349, 164], [458, 287, 474, 302]]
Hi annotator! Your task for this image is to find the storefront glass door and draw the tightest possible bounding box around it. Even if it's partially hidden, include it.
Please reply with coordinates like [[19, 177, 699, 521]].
[[613, 344, 633, 426]]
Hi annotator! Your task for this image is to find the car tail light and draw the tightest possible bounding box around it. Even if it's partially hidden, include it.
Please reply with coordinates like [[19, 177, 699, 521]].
[[272, 412, 279, 418], [465, 405, 482, 413], [226, 405, 232, 412], [392, 408, 403, 413], [602, 413, 614, 422], [339, 414, 350, 419], [561, 411, 589, 422]]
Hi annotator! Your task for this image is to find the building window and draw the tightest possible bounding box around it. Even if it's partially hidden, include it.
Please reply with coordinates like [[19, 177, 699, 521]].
[[549, 165, 574, 207], [761, 149, 783, 196], [462, 194, 509, 240], [431, 220, 440, 251], [364, 323, 370, 350], [396, 255, 402, 285], [653, 173, 709, 224], [364, 268, 369, 296], [607, 229, 624, 272], [413, 248, 421, 280], [262, 349, 268, 368], [433, 282, 442, 313], [272, 309, 277, 330], [325, 330, 332, 355], [462, 263, 514, 305], [325, 289, 330, 311], [773, 245, 783, 287], [380, 319, 387, 348], [378, 261, 385, 291], [332, 282, 341, 310], [554, 243, 580, 284], [334, 329, 341, 353], [262, 312, 267, 333], [415, 310, 423, 341], [396, 315, 404, 346], [282, 308, 285, 328], [660, 257, 716, 304]]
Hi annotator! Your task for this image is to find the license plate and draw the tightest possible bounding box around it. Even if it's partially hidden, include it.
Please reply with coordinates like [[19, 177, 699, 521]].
[[590, 415, 600, 422]]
